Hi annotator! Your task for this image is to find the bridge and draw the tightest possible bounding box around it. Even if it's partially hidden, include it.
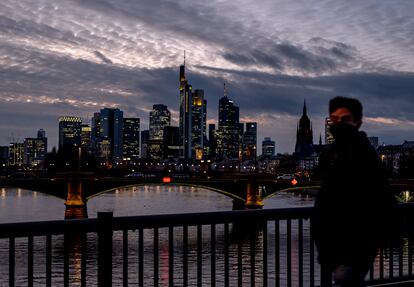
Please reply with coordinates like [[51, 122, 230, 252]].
[[0, 172, 318, 207], [0, 173, 412, 211]]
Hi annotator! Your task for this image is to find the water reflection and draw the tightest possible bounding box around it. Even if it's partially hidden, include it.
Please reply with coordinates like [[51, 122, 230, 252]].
[[65, 205, 88, 219]]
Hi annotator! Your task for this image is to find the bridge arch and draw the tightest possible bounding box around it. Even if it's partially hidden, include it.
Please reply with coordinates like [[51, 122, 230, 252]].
[[86, 183, 246, 202], [263, 185, 320, 199]]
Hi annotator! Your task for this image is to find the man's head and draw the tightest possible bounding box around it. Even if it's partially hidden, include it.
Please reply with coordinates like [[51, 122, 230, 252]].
[[329, 96, 363, 129]]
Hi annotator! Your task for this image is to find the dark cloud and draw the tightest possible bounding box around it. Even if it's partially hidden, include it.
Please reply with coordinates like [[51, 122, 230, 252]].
[[0, 0, 413, 152], [223, 39, 359, 74]]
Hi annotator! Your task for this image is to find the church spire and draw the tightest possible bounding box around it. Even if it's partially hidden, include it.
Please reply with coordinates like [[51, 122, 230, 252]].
[[303, 99, 307, 116]]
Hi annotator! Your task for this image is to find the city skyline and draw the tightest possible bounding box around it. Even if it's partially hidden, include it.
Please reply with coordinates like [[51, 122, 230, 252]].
[[0, 1, 413, 153]]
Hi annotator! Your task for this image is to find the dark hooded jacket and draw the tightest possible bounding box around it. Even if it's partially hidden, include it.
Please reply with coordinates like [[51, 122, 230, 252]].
[[311, 126, 396, 266]]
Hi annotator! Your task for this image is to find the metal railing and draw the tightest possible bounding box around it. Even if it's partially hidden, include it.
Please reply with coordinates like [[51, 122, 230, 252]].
[[1, 205, 414, 286]]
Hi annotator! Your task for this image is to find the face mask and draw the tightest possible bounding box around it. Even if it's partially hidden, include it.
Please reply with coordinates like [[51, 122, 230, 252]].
[[329, 122, 358, 140]]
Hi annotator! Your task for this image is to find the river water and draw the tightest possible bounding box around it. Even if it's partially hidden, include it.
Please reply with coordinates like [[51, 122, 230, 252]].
[[0, 186, 406, 286], [0, 185, 313, 223]]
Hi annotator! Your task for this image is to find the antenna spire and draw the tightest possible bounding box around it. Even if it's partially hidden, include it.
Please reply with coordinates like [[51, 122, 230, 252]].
[[184, 50, 186, 66], [224, 82, 228, 98]]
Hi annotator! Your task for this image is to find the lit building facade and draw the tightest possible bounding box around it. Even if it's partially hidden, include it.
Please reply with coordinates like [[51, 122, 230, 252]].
[[149, 104, 170, 160], [377, 141, 414, 177], [24, 129, 47, 167], [81, 124, 92, 152], [9, 142, 24, 167], [191, 89, 207, 159], [58, 116, 82, 149], [216, 85, 240, 160], [123, 118, 140, 161], [149, 105, 170, 141], [100, 108, 124, 162], [91, 112, 101, 152], [243, 122, 257, 160], [262, 137, 275, 157]]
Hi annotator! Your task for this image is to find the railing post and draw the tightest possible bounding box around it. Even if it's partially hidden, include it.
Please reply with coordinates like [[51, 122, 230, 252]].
[[320, 264, 332, 287], [98, 212, 113, 287]]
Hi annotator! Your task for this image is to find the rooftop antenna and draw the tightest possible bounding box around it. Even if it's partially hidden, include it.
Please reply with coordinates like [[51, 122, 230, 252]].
[[224, 82, 228, 98], [184, 50, 186, 66]]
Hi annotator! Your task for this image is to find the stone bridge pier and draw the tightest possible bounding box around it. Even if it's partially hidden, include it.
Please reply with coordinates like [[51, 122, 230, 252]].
[[53, 172, 96, 219], [244, 176, 265, 209], [65, 179, 85, 207]]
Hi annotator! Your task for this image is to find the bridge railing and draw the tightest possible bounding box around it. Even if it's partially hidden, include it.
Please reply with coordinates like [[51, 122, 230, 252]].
[[1, 205, 414, 287]]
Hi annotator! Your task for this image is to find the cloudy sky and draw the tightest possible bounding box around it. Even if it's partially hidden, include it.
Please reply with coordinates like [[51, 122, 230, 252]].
[[0, 0, 413, 153]]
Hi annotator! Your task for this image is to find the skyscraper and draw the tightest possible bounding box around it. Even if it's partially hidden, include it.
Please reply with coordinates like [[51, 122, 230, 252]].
[[81, 124, 92, 152], [191, 89, 207, 159], [24, 129, 47, 166], [179, 54, 193, 159], [262, 137, 275, 157], [58, 116, 82, 149], [243, 122, 257, 160], [163, 126, 180, 159], [123, 118, 140, 161], [208, 124, 216, 159], [295, 100, 313, 155], [149, 105, 170, 160], [149, 105, 170, 141], [100, 108, 124, 161], [216, 84, 240, 160], [9, 142, 24, 167], [37, 129, 46, 139], [91, 112, 101, 151], [140, 130, 149, 159], [0, 146, 9, 165]]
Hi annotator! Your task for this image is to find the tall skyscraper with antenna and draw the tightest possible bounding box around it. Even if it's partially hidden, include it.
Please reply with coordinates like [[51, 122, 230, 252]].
[[178, 52, 207, 159], [179, 51, 192, 159]]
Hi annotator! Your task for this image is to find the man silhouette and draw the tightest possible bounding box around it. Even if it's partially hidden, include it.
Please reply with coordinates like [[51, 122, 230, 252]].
[[311, 96, 396, 287]]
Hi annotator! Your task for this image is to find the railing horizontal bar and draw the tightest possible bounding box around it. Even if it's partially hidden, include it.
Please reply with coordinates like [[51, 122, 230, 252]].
[[0, 218, 100, 238], [0, 208, 313, 238], [111, 208, 315, 229], [366, 276, 414, 286], [2, 204, 413, 238]]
